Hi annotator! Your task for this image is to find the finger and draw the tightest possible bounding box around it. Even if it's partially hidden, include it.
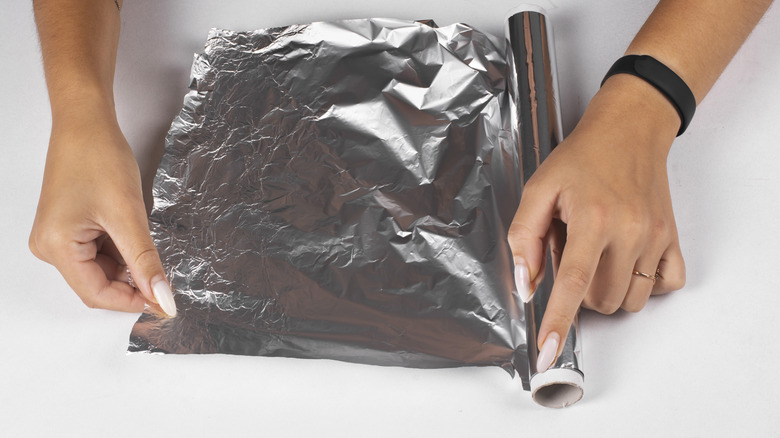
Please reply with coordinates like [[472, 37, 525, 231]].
[[106, 209, 177, 317], [57, 246, 147, 312], [536, 221, 603, 373], [622, 247, 665, 312], [93, 253, 133, 282], [548, 218, 567, 280], [653, 242, 686, 295], [508, 180, 557, 302], [97, 236, 125, 266], [531, 218, 568, 295], [581, 245, 635, 315], [93, 251, 170, 316]]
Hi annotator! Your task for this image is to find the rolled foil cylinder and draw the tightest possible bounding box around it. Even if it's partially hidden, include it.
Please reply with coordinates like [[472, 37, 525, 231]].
[[129, 11, 583, 408], [507, 8, 584, 408]]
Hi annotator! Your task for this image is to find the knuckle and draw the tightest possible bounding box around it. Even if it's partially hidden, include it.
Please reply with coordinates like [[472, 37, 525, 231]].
[[31, 226, 68, 259], [583, 291, 621, 314], [658, 257, 686, 292], [133, 246, 162, 271], [677, 271, 687, 289], [582, 204, 610, 233], [560, 265, 591, 293], [82, 281, 115, 310], [622, 300, 646, 313], [651, 217, 669, 236], [80, 295, 99, 309], [522, 177, 544, 195], [580, 298, 594, 311], [593, 298, 621, 315], [507, 221, 534, 243], [620, 207, 646, 236], [28, 231, 42, 259], [666, 271, 686, 290]]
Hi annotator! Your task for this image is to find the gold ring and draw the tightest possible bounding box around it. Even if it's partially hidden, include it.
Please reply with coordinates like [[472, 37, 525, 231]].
[[632, 269, 657, 285]]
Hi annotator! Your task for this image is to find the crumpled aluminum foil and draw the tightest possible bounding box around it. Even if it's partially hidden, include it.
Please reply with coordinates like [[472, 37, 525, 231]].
[[129, 12, 582, 401]]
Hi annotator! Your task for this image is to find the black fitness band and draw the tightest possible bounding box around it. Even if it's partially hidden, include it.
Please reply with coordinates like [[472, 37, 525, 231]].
[[601, 55, 696, 136]]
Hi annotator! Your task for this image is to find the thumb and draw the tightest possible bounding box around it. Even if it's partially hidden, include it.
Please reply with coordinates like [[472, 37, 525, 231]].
[[107, 209, 177, 318], [507, 182, 556, 303]]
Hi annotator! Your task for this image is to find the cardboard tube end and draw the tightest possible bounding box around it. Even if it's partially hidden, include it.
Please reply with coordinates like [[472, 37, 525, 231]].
[[530, 368, 584, 408]]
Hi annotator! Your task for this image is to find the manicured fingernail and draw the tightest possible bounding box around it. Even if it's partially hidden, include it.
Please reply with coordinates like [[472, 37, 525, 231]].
[[152, 278, 177, 317], [536, 332, 560, 373], [514, 258, 533, 303]]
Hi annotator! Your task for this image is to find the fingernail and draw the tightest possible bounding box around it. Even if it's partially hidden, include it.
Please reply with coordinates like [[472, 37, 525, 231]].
[[536, 332, 560, 373], [152, 278, 177, 317], [514, 258, 533, 303]]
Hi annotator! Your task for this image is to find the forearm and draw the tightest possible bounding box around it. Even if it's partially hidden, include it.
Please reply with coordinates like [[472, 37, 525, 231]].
[[627, 0, 773, 103], [31, 0, 176, 316], [583, 0, 773, 155], [33, 0, 123, 123]]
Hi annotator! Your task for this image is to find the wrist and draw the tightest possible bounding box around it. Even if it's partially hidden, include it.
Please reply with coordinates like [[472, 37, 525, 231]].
[[50, 84, 118, 132], [581, 74, 681, 156]]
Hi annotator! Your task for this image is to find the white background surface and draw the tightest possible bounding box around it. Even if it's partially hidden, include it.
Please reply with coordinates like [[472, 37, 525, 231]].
[[2, 0, 779, 436]]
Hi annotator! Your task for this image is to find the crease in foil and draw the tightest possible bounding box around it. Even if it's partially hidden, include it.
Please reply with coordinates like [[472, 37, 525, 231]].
[[130, 14, 581, 395]]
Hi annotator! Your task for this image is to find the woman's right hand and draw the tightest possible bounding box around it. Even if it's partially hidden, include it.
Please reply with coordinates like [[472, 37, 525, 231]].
[[29, 104, 176, 317]]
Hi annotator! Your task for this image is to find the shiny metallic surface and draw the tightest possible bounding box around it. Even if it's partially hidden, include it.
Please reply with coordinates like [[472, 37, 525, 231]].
[[508, 11, 583, 382], [129, 13, 582, 401]]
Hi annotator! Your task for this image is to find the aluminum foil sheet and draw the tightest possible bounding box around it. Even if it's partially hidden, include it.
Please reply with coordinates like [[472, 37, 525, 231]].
[[129, 11, 582, 402]]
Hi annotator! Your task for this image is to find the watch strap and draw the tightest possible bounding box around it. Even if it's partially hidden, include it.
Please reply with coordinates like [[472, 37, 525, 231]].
[[601, 55, 696, 136]]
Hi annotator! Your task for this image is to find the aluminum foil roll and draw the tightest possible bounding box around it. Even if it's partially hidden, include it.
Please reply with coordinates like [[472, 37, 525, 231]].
[[507, 8, 584, 408], [129, 10, 583, 407]]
